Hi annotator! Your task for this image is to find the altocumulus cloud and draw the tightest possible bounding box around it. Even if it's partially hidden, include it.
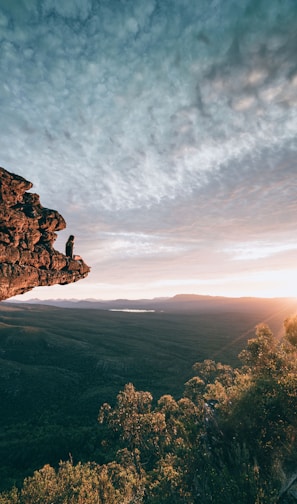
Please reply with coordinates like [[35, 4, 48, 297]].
[[1, 0, 297, 297]]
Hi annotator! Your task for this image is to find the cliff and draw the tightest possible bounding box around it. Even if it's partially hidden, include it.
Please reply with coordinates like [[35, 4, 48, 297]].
[[0, 167, 90, 301]]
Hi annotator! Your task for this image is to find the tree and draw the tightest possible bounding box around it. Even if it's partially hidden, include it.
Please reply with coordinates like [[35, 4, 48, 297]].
[[0, 460, 143, 504], [4, 318, 297, 503], [99, 383, 167, 471], [284, 315, 297, 347]]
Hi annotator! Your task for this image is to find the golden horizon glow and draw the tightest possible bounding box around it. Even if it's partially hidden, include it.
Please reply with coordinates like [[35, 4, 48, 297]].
[[11, 268, 297, 302]]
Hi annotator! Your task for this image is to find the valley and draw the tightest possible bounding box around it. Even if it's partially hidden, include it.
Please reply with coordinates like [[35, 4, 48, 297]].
[[0, 297, 296, 490]]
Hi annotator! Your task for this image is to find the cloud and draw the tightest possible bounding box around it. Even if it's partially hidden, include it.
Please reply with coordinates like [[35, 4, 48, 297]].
[[1, 0, 296, 211], [1, 0, 297, 299], [42, 0, 93, 20], [225, 242, 297, 261]]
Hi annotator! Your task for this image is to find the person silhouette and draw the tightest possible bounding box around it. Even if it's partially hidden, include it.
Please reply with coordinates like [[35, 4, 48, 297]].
[[65, 235, 75, 259]]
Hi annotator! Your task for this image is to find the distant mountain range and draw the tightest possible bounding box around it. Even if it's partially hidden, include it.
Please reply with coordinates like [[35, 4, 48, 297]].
[[6, 294, 297, 314]]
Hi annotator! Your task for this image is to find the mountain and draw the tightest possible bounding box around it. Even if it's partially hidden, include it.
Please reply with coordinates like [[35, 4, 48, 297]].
[[11, 293, 297, 315]]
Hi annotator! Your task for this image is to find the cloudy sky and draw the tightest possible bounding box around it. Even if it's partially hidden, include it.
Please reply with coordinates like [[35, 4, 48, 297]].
[[1, 0, 297, 300]]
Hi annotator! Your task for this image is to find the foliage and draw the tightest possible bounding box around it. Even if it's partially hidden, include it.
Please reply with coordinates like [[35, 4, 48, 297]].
[[0, 460, 143, 504], [2, 303, 263, 491], [284, 316, 297, 347], [2, 317, 297, 503]]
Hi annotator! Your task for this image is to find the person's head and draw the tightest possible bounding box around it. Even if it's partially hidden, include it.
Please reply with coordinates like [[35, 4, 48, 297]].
[[68, 235, 75, 241]]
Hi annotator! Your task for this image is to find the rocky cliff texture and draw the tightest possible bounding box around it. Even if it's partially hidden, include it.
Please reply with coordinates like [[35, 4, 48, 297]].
[[0, 167, 90, 301]]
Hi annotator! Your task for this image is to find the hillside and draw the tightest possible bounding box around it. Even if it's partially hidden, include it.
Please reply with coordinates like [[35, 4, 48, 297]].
[[0, 298, 296, 490]]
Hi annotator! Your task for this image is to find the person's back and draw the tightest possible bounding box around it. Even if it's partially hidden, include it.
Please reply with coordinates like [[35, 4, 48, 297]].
[[65, 235, 75, 258]]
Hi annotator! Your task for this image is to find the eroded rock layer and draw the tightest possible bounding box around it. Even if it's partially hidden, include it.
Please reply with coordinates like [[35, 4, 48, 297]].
[[0, 167, 90, 301]]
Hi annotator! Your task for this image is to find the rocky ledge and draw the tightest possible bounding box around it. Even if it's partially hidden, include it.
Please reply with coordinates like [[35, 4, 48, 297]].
[[0, 167, 90, 301]]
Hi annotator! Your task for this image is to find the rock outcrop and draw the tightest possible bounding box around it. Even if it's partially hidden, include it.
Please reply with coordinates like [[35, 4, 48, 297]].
[[0, 167, 90, 301]]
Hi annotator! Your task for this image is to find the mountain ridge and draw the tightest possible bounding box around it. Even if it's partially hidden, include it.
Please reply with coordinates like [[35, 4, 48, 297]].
[[7, 293, 297, 314]]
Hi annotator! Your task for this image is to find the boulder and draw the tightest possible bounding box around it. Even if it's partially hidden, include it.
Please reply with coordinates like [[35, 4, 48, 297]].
[[0, 167, 90, 301]]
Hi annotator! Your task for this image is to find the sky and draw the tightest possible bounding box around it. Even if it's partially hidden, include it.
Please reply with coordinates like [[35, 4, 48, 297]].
[[1, 0, 297, 300]]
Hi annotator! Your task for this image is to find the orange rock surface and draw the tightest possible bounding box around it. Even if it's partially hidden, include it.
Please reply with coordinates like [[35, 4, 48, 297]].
[[0, 167, 90, 301]]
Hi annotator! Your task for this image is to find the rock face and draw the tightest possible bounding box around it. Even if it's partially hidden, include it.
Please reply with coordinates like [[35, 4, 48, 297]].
[[0, 167, 90, 301]]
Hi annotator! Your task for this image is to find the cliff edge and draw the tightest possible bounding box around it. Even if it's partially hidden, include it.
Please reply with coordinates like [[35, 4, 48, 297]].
[[0, 167, 90, 301]]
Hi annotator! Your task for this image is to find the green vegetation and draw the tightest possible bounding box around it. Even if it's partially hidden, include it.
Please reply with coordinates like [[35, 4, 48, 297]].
[[1, 308, 297, 502], [0, 301, 297, 501]]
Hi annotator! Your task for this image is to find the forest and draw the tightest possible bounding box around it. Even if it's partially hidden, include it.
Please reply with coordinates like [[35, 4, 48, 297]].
[[1, 314, 297, 503]]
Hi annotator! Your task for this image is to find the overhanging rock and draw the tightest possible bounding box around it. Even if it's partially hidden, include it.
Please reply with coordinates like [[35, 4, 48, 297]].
[[0, 167, 90, 301]]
